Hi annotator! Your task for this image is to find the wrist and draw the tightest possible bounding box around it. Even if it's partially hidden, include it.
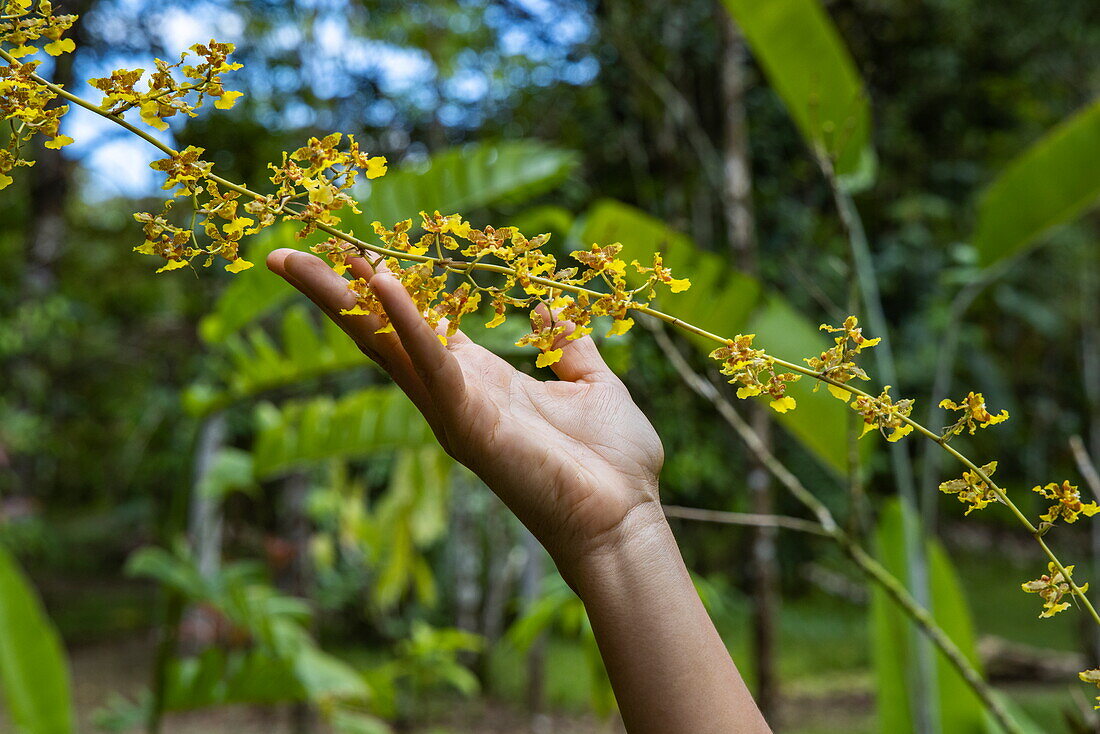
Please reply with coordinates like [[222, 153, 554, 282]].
[[553, 498, 675, 594]]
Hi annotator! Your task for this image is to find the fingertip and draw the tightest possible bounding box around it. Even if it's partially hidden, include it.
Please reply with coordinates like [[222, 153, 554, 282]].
[[282, 250, 331, 282], [266, 247, 297, 277], [548, 335, 616, 384], [282, 249, 315, 269], [368, 270, 401, 295], [532, 304, 578, 343], [532, 303, 577, 336]]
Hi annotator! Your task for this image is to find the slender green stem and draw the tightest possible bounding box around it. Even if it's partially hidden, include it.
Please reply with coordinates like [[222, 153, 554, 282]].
[[649, 324, 1022, 734], [0, 48, 178, 158], [10, 43, 1097, 631]]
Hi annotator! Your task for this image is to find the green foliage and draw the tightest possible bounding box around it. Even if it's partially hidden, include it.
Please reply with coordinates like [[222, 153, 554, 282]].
[[186, 305, 369, 415], [721, 0, 874, 186], [251, 387, 441, 480], [392, 622, 483, 697], [187, 304, 540, 417], [195, 447, 255, 502], [0, 544, 74, 734], [311, 450, 455, 612], [127, 547, 312, 646], [6, 2, 1100, 730], [197, 224, 309, 345], [507, 574, 613, 716], [973, 99, 1100, 266], [91, 691, 151, 733], [582, 199, 760, 334], [93, 647, 388, 730], [370, 448, 452, 609], [125, 546, 375, 715], [581, 198, 852, 474], [746, 296, 867, 471], [359, 622, 483, 721], [349, 141, 578, 231]]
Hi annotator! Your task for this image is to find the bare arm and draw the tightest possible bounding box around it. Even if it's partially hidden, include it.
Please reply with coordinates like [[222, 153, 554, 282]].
[[267, 248, 772, 734]]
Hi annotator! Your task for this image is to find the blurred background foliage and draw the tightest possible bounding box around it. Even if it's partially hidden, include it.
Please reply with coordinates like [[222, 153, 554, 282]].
[[1, 0, 1100, 732]]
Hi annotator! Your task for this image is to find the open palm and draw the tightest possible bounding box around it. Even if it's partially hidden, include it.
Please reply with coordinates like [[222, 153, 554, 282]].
[[267, 249, 665, 571]]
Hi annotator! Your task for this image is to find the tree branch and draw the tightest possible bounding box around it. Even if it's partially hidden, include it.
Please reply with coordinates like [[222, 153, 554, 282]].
[[663, 505, 829, 536]]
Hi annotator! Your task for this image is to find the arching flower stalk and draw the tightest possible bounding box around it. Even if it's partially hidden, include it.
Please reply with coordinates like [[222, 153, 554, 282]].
[[5, 2, 1100, 711]]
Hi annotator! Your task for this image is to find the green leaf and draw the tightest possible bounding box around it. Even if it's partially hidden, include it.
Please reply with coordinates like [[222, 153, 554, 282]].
[[330, 709, 392, 734], [871, 498, 986, 734], [580, 199, 851, 475], [973, 99, 1100, 266], [129, 549, 370, 713], [196, 447, 255, 501], [125, 546, 208, 599], [0, 544, 74, 734], [722, 0, 873, 185], [162, 648, 304, 710], [582, 199, 760, 341], [292, 645, 370, 702], [350, 141, 578, 229], [186, 306, 370, 416], [251, 387, 443, 479]]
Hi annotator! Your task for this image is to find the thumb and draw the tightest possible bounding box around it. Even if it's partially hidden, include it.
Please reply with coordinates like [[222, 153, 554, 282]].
[[533, 303, 617, 384]]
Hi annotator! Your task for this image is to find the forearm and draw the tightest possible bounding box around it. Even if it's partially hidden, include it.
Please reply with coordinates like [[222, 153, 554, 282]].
[[564, 502, 772, 734]]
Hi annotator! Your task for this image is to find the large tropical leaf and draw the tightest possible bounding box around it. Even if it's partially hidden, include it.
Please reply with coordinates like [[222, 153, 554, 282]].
[[252, 394, 454, 609], [349, 141, 578, 230], [871, 498, 1037, 734], [973, 99, 1100, 267], [580, 199, 851, 475], [251, 387, 442, 479], [722, 0, 873, 186], [186, 305, 369, 416], [198, 141, 579, 344], [0, 544, 74, 734], [581, 199, 761, 340]]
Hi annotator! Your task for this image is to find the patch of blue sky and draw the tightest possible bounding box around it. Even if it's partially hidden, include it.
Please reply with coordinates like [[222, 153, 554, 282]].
[[61, 0, 596, 200]]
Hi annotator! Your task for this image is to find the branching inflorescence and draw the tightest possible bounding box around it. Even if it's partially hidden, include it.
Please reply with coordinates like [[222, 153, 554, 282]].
[[6, 0, 1100, 710]]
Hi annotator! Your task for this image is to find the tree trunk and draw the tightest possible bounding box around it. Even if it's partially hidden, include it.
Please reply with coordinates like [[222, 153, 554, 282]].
[[280, 472, 315, 734], [22, 1, 89, 296], [520, 527, 548, 713], [180, 413, 227, 655], [720, 16, 780, 726], [479, 498, 516, 680], [448, 470, 483, 668]]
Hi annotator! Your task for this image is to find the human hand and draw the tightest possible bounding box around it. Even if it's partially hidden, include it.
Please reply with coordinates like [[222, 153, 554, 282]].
[[266, 249, 666, 580]]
